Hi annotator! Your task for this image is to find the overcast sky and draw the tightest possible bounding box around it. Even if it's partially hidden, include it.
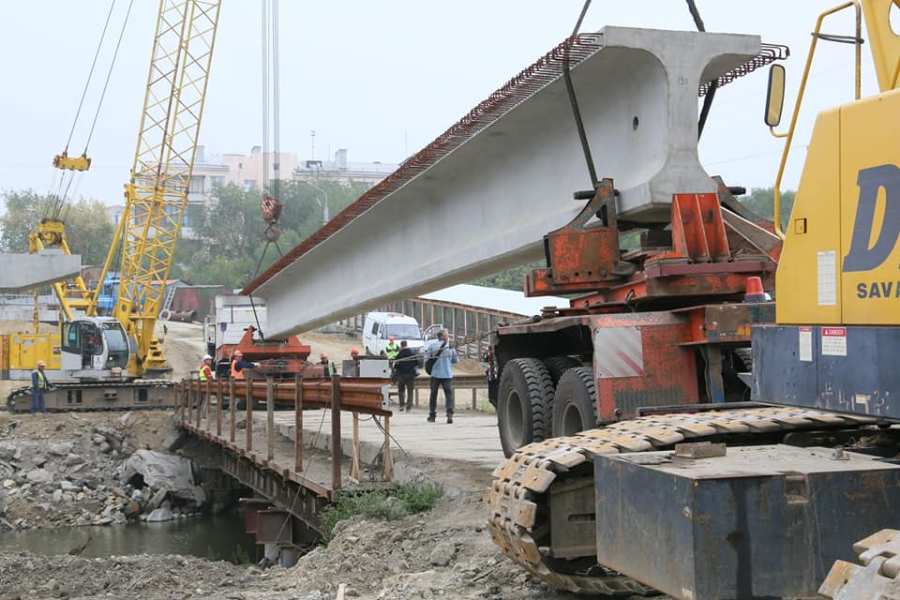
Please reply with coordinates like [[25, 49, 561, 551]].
[[0, 1, 882, 207]]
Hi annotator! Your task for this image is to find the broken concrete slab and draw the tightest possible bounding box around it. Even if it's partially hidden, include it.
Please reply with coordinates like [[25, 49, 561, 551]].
[[119, 450, 205, 505]]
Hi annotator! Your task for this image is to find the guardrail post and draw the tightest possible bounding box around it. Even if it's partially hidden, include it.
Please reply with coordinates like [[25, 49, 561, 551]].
[[383, 414, 393, 482], [472, 386, 477, 411], [331, 375, 342, 492], [266, 377, 275, 462], [294, 375, 303, 473], [245, 373, 253, 453], [216, 378, 223, 437], [229, 378, 236, 443], [414, 384, 419, 408], [193, 379, 201, 429], [350, 412, 360, 483], [205, 378, 211, 431]]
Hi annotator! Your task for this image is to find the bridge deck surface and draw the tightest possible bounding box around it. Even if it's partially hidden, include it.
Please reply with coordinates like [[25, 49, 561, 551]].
[[184, 403, 504, 501], [256, 406, 504, 469]]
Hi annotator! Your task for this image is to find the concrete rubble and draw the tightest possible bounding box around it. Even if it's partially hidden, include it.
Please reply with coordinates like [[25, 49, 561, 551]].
[[120, 449, 207, 513], [0, 412, 204, 532]]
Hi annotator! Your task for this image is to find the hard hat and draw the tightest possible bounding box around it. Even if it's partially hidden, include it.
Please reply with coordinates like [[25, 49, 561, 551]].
[[319, 353, 328, 359], [203, 354, 212, 361], [36, 360, 46, 367], [350, 348, 359, 355]]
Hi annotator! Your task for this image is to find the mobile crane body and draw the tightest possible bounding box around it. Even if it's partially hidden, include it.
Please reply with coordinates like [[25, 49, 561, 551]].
[[488, 1, 900, 597]]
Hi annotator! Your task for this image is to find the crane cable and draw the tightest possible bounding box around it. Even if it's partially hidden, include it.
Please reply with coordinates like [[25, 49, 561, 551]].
[[82, 0, 135, 156], [63, 0, 117, 155], [248, 0, 283, 341], [53, 0, 134, 214], [686, 0, 717, 139]]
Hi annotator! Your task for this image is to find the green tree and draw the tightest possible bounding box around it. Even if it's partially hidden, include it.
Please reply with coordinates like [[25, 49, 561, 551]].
[[0, 190, 114, 266], [739, 187, 795, 227], [173, 179, 368, 287]]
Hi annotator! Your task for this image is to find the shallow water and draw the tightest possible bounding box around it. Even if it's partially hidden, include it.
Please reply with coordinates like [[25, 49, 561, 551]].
[[0, 511, 258, 564]]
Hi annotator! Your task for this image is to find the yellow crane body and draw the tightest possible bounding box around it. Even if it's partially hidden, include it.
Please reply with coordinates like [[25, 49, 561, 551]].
[[4, 0, 221, 387], [775, 89, 900, 326], [754, 0, 899, 417]]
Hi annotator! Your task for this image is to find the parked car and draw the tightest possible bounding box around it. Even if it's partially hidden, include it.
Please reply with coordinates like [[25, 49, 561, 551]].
[[362, 312, 424, 356]]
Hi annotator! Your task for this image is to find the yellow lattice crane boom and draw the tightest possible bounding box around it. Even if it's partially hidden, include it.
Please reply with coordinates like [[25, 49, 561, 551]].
[[101, 0, 221, 375], [18, 0, 222, 381]]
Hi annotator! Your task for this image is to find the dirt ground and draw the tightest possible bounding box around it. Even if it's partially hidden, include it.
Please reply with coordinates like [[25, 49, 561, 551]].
[[158, 320, 207, 381], [0, 409, 601, 600]]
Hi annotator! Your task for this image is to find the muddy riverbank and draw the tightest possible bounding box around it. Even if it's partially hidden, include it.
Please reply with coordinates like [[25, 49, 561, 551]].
[[0, 411, 607, 600]]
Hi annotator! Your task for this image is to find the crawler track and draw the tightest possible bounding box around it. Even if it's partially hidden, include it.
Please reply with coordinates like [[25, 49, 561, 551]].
[[6, 380, 176, 413], [487, 406, 878, 595]]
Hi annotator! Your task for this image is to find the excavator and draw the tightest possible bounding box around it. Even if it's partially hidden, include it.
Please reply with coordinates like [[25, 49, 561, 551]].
[[5, 0, 222, 411], [487, 1, 899, 598]]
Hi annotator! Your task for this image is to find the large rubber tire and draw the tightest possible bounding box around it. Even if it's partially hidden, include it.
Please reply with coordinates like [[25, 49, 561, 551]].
[[543, 355, 582, 385], [497, 358, 555, 458], [552, 367, 598, 437]]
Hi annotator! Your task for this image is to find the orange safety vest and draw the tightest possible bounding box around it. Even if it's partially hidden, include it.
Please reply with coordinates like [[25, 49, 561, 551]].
[[230, 359, 244, 380]]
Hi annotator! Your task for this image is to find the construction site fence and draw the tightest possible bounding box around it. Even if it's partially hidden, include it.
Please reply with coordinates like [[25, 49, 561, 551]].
[[176, 374, 394, 499]]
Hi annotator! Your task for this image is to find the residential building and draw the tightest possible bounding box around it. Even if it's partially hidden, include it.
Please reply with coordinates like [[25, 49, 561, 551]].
[[294, 149, 398, 187], [104, 146, 395, 239]]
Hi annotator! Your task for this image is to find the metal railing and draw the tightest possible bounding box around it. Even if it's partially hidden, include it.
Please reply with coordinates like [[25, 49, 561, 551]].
[[403, 374, 490, 412], [177, 374, 393, 498]]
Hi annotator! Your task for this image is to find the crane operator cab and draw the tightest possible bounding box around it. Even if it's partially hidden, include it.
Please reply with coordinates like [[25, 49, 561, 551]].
[[60, 317, 134, 380]]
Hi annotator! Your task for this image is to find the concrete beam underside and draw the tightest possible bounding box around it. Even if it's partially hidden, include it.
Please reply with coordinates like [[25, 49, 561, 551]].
[[0, 252, 82, 291], [256, 27, 761, 337]]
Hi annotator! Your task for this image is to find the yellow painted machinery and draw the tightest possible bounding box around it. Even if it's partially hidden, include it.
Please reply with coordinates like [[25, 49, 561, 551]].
[[5, 0, 222, 411]]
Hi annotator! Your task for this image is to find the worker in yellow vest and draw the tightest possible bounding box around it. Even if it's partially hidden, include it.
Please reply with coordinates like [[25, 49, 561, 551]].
[[198, 355, 214, 382], [385, 336, 400, 360], [31, 360, 50, 414]]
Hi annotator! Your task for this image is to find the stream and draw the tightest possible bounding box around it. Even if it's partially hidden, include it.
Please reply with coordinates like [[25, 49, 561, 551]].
[[0, 510, 257, 564]]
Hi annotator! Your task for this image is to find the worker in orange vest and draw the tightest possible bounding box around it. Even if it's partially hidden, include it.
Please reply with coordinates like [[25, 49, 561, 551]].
[[198, 355, 214, 382], [230, 350, 256, 380]]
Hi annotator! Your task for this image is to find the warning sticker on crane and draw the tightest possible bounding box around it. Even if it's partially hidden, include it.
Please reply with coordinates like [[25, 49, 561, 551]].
[[798, 327, 813, 362], [817, 250, 837, 306], [594, 327, 644, 378], [821, 327, 847, 357]]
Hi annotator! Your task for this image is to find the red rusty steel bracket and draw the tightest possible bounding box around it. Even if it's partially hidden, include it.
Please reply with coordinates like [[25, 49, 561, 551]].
[[667, 193, 731, 263], [527, 179, 635, 297], [185, 377, 390, 416], [233, 326, 321, 378]]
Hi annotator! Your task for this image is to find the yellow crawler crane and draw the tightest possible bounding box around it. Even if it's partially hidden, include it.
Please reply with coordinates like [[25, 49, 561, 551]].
[[488, 1, 899, 598], [6, 0, 221, 411]]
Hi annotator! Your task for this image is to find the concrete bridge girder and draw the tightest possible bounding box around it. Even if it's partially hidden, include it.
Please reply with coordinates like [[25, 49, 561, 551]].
[[0, 251, 82, 292], [254, 27, 762, 337]]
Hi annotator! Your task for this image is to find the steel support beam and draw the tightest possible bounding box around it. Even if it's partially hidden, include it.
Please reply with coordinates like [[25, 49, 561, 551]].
[[252, 27, 763, 337]]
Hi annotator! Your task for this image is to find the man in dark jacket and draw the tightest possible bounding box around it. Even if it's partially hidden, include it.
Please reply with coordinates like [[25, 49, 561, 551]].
[[394, 341, 418, 411]]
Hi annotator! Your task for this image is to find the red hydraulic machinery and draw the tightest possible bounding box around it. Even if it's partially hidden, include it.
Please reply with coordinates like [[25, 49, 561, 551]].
[[227, 326, 324, 379]]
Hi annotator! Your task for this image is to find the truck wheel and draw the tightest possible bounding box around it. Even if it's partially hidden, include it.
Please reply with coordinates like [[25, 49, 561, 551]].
[[497, 358, 554, 457], [543, 356, 581, 385], [552, 367, 598, 436]]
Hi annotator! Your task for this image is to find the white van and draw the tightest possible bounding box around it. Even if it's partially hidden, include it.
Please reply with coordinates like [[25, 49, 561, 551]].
[[362, 312, 424, 356]]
